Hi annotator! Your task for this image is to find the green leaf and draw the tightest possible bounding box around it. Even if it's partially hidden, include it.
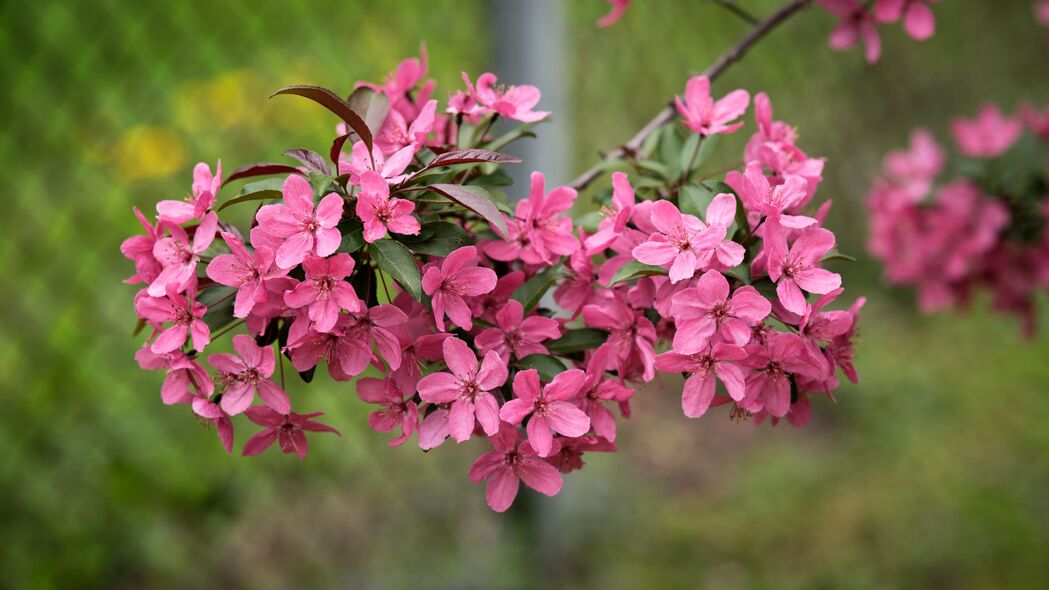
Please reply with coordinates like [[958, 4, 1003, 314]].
[[679, 183, 715, 218], [394, 221, 472, 256], [199, 285, 237, 332], [659, 125, 683, 173], [723, 265, 751, 285], [484, 125, 536, 152], [821, 252, 857, 263], [750, 278, 777, 301], [516, 354, 569, 382], [688, 133, 721, 178], [511, 267, 561, 312], [370, 239, 422, 301], [546, 328, 609, 355], [636, 160, 674, 180], [216, 177, 284, 212], [337, 221, 366, 254], [607, 260, 667, 286], [679, 133, 700, 177]]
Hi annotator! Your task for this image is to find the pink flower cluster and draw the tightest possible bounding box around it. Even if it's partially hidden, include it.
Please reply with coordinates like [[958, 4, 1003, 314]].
[[122, 53, 863, 512], [868, 103, 1049, 334], [816, 0, 940, 63]]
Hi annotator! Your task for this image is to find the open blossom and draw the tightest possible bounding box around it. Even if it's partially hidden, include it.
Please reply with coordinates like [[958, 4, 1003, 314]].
[[340, 140, 413, 185], [357, 377, 418, 446], [486, 172, 580, 265], [739, 332, 822, 417], [206, 231, 289, 318], [951, 105, 1023, 158], [583, 296, 658, 382], [461, 72, 549, 123], [584, 172, 635, 255], [289, 304, 407, 379], [726, 163, 817, 265], [597, 0, 631, 27], [208, 334, 290, 416], [284, 254, 362, 333], [190, 396, 235, 454], [147, 213, 218, 297], [418, 337, 508, 442], [632, 200, 720, 283], [242, 406, 340, 459], [674, 75, 750, 136], [553, 248, 595, 317], [499, 369, 590, 457], [156, 161, 221, 223], [577, 347, 633, 443], [255, 174, 343, 269], [375, 99, 437, 155], [121, 207, 163, 285], [817, 0, 882, 63], [422, 246, 498, 331], [882, 129, 944, 201], [355, 170, 421, 243], [656, 342, 748, 418], [135, 348, 214, 405], [875, 0, 938, 41], [468, 423, 563, 512], [474, 299, 561, 361], [136, 287, 210, 354], [769, 227, 842, 315], [669, 270, 772, 353]]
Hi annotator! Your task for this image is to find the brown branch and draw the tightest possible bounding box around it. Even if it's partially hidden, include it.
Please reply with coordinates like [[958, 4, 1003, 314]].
[[569, 0, 812, 192]]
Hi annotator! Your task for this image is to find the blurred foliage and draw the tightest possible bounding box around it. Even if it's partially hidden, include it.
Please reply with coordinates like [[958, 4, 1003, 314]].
[[2, 0, 1048, 589]]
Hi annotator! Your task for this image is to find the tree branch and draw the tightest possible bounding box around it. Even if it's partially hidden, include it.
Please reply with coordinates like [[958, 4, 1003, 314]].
[[569, 0, 812, 192]]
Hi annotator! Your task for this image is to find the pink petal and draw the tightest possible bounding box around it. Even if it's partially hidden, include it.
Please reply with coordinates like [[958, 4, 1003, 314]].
[[448, 399, 476, 442], [474, 392, 501, 436], [499, 398, 534, 425], [257, 379, 291, 414], [442, 337, 479, 380], [281, 174, 315, 215], [526, 416, 555, 457], [544, 369, 586, 401], [517, 457, 563, 496], [485, 467, 520, 512], [546, 401, 591, 437], [681, 372, 716, 418]]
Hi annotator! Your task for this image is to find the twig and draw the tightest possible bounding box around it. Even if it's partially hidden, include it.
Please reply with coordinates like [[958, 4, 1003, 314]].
[[569, 0, 812, 191]]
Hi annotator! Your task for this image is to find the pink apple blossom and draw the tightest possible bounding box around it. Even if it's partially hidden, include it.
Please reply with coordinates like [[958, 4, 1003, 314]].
[[156, 160, 221, 223], [951, 105, 1024, 158], [875, 0, 938, 41], [882, 129, 944, 201], [339, 140, 413, 185], [739, 332, 821, 417], [355, 170, 421, 243], [669, 270, 772, 353], [136, 287, 210, 354], [583, 296, 658, 382], [461, 72, 549, 123], [283, 254, 362, 333], [208, 334, 289, 416], [674, 75, 750, 136], [474, 299, 561, 361], [817, 0, 882, 63], [147, 213, 218, 297], [120, 207, 163, 285], [254, 174, 343, 269], [553, 248, 596, 317], [577, 347, 633, 443], [656, 342, 748, 418], [468, 423, 563, 512], [499, 369, 590, 457], [422, 245, 498, 331], [584, 172, 636, 255], [376, 99, 437, 155], [485, 172, 580, 265], [631, 200, 720, 283], [242, 406, 340, 459], [205, 231, 289, 318], [189, 395, 235, 454], [356, 376, 418, 446], [135, 347, 214, 405], [417, 337, 508, 442], [769, 227, 842, 315]]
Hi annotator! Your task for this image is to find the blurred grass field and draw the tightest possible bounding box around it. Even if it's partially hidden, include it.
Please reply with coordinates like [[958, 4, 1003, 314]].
[[3, 1, 1049, 588]]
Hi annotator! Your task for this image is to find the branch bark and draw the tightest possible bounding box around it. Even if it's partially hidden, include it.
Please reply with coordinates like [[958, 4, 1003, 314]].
[[569, 0, 812, 191]]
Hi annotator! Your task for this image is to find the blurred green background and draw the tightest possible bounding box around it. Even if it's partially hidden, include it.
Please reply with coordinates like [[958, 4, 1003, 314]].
[[4, 0, 1049, 588]]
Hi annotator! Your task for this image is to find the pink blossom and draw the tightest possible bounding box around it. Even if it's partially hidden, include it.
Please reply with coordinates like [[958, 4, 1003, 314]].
[[951, 105, 1024, 158], [207, 334, 289, 415], [485, 172, 580, 265], [553, 248, 596, 316], [289, 304, 407, 379], [474, 299, 561, 361], [584, 172, 635, 255], [656, 342, 748, 418], [1039, 0, 1049, 27], [189, 396, 235, 454], [156, 160, 221, 223], [242, 406, 340, 459], [205, 231, 289, 318], [726, 163, 817, 266], [376, 99, 437, 155], [356, 377, 418, 446], [669, 270, 772, 353], [875, 0, 938, 41], [1021, 104, 1049, 141], [597, 0, 631, 27], [817, 0, 882, 63], [461, 72, 549, 123], [499, 369, 590, 457], [339, 140, 413, 185], [631, 200, 719, 283], [739, 332, 821, 417], [468, 423, 563, 512], [468, 270, 526, 323], [136, 287, 210, 354], [121, 207, 163, 285], [674, 75, 750, 136], [583, 296, 658, 382], [147, 213, 218, 297], [283, 254, 362, 333], [135, 347, 214, 405], [577, 347, 633, 443], [769, 227, 842, 315], [355, 171, 421, 243], [882, 129, 944, 201], [418, 407, 451, 451], [417, 337, 508, 442], [255, 174, 343, 269], [545, 436, 617, 473], [422, 245, 498, 331]]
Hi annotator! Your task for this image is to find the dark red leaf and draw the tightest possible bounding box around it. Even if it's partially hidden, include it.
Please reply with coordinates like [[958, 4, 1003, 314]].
[[284, 148, 332, 176], [330, 134, 351, 166], [347, 87, 390, 139], [270, 85, 373, 151], [423, 184, 509, 238], [224, 162, 301, 186]]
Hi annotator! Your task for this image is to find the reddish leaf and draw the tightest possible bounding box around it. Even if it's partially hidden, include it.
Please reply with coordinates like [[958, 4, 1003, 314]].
[[423, 184, 509, 238], [330, 134, 351, 166], [224, 162, 300, 186], [270, 85, 373, 151], [284, 148, 331, 176], [347, 87, 390, 139]]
